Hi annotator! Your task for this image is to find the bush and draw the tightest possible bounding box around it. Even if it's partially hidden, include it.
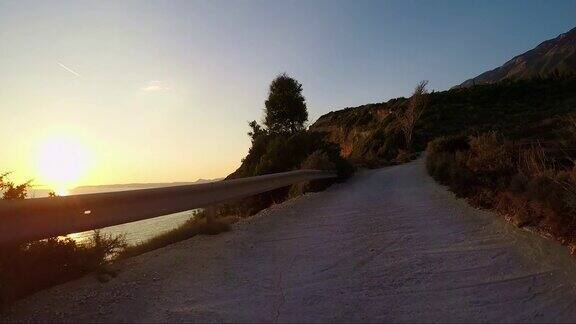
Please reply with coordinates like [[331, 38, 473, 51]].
[[494, 191, 555, 228], [290, 150, 337, 196], [426, 135, 469, 156], [0, 231, 126, 304], [393, 149, 413, 164], [465, 132, 515, 175], [225, 130, 353, 217], [426, 128, 576, 249], [300, 150, 336, 171], [426, 136, 474, 193]]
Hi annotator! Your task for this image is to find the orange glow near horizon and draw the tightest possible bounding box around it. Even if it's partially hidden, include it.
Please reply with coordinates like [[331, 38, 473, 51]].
[[36, 135, 92, 193]]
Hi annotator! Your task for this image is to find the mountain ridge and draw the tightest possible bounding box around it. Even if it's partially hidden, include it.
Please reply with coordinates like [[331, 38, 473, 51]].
[[72, 178, 222, 191], [457, 26, 576, 88]]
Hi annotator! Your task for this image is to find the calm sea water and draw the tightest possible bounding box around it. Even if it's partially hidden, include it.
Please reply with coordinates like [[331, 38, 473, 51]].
[[67, 210, 195, 245], [29, 187, 198, 246]]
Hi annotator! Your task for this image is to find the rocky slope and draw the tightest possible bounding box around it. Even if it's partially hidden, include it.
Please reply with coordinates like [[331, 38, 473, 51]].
[[310, 104, 390, 158], [458, 26, 576, 88], [310, 99, 406, 167]]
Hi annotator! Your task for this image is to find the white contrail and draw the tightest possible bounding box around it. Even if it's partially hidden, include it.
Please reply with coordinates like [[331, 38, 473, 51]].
[[57, 62, 81, 77]]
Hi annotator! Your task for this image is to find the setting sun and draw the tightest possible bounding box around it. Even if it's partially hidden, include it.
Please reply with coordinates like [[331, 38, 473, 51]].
[[36, 136, 91, 193]]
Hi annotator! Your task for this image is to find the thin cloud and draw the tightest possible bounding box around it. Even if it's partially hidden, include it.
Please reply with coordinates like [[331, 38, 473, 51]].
[[57, 62, 81, 77], [142, 80, 171, 92]]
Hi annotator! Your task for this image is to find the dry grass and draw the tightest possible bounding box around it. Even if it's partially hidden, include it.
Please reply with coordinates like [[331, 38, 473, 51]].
[[518, 143, 549, 177], [119, 214, 231, 259], [464, 132, 515, 174], [393, 149, 413, 164], [427, 131, 576, 250]]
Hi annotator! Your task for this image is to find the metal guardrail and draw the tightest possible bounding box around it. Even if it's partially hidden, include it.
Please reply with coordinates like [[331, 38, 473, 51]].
[[0, 170, 336, 244]]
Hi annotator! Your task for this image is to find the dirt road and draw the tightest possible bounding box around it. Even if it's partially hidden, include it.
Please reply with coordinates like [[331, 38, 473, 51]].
[[3, 158, 576, 322]]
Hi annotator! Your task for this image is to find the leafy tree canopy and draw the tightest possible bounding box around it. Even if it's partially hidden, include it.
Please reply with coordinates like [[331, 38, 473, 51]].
[[264, 73, 308, 134]]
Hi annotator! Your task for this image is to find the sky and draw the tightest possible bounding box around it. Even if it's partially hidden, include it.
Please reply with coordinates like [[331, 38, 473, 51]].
[[0, 0, 574, 190]]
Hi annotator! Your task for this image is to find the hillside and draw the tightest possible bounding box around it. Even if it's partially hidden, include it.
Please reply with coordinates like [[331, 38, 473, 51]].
[[310, 76, 576, 166], [458, 27, 576, 87]]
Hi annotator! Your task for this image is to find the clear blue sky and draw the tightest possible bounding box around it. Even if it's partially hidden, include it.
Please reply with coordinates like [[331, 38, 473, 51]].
[[0, 0, 574, 187]]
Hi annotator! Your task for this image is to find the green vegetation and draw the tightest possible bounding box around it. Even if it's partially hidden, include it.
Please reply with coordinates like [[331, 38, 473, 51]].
[[0, 173, 30, 200], [426, 125, 576, 250], [0, 175, 124, 305], [420, 75, 576, 250], [264, 73, 308, 134], [0, 230, 126, 305], [289, 150, 337, 196], [420, 75, 576, 142], [221, 73, 353, 217], [312, 75, 576, 167]]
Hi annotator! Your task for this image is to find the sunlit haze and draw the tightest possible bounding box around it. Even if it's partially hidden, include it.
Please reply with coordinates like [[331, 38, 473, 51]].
[[36, 135, 91, 194], [0, 0, 574, 189]]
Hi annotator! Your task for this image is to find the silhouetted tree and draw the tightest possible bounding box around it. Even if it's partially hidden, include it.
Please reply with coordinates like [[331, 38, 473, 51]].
[[0, 173, 30, 200], [247, 120, 266, 142], [397, 80, 429, 150], [264, 73, 308, 134]]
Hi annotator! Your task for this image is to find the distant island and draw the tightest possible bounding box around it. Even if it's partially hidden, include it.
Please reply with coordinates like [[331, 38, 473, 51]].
[[71, 178, 222, 194]]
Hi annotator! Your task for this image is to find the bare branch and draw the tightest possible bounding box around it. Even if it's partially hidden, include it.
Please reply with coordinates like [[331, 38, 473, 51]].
[[397, 80, 429, 150]]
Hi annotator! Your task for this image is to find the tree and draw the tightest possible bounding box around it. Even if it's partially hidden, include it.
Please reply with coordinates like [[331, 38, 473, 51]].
[[0, 173, 30, 200], [397, 80, 429, 150], [247, 120, 266, 142], [264, 73, 308, 134]]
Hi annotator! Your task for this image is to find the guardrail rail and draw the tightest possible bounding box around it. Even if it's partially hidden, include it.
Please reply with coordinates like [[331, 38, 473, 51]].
[[0, 170, 336, 244]]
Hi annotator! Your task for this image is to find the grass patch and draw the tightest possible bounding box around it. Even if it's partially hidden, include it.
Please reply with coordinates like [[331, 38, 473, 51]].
[[119, 212, 232, 259]]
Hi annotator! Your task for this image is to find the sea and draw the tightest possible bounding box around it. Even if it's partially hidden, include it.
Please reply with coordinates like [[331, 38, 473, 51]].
[[28, 185, 200, 246]]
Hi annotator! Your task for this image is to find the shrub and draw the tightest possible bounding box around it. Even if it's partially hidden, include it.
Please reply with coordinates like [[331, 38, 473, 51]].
[[426, 135, 469, 156], [226, 130, 353, 217], [467, 188, 496, 209], [300, 150, 336, 171], [426, 128, 576, 249], [393, 149, 413, 164], [426, 136, 474, 193], [494, 191, 555, 228], [290, 150, 337, 196], [464, 132, 515, 175], [0, 231, 126, 304], [0, 173, 30, 200]]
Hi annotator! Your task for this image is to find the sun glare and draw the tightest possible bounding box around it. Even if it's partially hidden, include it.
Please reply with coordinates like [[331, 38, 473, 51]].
[[36, 136, 91, 193]]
